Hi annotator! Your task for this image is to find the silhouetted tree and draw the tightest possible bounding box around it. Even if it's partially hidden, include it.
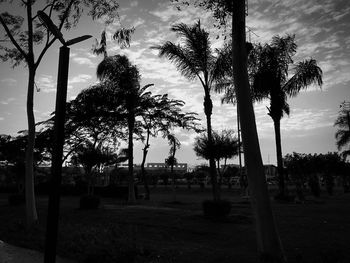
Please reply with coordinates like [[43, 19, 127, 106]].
[[250, 35, 323, 198], [153, 21, 227, 201], [193, 129, 239, 188], [174, 1, 286, 260], [71, 141, 114, 195], [0, 0, 131, 226], [166, 134, 181, 202], [96, 55, 146, 203], [139, 94, 200, 199], [335, 101, 350, 159]]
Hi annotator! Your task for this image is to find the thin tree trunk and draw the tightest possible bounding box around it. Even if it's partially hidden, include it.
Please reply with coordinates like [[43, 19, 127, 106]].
[[25, 67, 38, 227], [216, 159, 222, 191], [24, 0, 38, 227], [171, 145, 177, 202], [204, 94, 220, 201], [273, 119, 286, 197], [141, 131, 150, 200], [127, 111, 136, 203], [232, 1, 286, 261]]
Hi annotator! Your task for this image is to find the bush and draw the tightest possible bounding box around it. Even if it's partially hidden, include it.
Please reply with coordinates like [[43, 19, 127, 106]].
[[202, 199, 231, 218], [8, 194, 25, 206], [308, 174, 320, 197], [79, 195, 100, 209]]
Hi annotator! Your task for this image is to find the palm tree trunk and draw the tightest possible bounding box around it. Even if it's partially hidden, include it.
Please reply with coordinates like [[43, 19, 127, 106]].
[[232, 1, 286, 261], [25, 67, 38, 227], [273, 118, 286, 197], [204, 94, 220, 201], [127, 111, 136, 203], [141, 132, 150, 200], [171, 146, 177, 202]]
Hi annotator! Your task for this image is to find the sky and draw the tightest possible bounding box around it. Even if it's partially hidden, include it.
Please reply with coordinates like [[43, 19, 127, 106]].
[[0, 0, 349, 168]]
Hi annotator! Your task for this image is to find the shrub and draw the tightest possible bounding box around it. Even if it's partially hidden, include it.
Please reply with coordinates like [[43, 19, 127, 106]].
[[79, 195, 100, 209], [308, 174, 320, 197], [202, 199, 231, 218], [8, 194, 25, 206]]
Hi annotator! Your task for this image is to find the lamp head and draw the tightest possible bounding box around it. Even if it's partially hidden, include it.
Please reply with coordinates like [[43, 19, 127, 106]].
[[37, 11, 66, 45]]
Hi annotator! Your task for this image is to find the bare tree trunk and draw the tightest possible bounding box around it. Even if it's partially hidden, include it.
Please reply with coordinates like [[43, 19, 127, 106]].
[[127, 111, 136, 203], [273, 119, 286, 197], [25, 67, 38, 227], [170, 164, 177, 202], [141, 133, 150, 200], [232, 1, 286, 261], [204, 95, 220, 201]]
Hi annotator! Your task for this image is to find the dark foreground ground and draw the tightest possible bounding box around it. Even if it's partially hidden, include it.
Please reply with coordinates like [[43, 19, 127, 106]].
[[0, 186, 349, 263]]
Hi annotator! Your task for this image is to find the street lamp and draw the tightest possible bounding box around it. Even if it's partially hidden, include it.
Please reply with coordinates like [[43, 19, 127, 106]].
[[37, 11, 92, 263]]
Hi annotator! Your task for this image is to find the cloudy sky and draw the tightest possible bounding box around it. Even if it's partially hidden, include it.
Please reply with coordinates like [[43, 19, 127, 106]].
[[0, 0, 349, 167]]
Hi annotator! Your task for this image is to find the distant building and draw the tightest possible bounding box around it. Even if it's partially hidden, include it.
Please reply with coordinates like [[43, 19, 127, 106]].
[[147, 162, 187, 172]]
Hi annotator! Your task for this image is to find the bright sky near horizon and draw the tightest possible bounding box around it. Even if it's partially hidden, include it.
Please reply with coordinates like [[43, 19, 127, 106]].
[[0, 0, 349, 167]]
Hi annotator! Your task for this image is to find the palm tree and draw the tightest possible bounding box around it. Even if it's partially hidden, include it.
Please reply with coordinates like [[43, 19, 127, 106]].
[[152, 21, 227, 201], [71, 141, 113, 195], [250, 35, 323, 197], [166, 134, 181, 202], [335, 101, 350, 159], [96, 54, 142, 203]]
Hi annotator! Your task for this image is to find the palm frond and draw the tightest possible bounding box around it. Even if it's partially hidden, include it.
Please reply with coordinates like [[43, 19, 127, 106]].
[[335, 129, 350, 150], [284, 58, 323, 97], [210, 45, 231, 87], [152, 41, 199, 80]]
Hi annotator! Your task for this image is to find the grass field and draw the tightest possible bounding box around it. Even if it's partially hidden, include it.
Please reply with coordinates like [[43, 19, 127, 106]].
[[0, 186, 349, 262]]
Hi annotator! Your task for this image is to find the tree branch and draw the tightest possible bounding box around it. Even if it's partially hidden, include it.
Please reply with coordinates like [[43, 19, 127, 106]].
[[34, 36, 56, 69], [0, 14, 28, 62], [31, 3, 52, 21], [57, 0, 76, 31]]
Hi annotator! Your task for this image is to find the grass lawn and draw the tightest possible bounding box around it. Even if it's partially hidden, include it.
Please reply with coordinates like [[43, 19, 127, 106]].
[[0, 186, 349, 263]]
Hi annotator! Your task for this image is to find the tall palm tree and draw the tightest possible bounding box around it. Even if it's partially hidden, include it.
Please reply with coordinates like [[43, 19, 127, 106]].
[[250, 35, 323, 197], [96, 55, 142, 203], [335, 101, 350, 159], [152, 21, 227, 201]]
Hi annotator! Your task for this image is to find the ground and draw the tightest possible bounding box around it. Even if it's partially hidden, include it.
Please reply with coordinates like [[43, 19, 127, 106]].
[[0, 185, 349, 262]]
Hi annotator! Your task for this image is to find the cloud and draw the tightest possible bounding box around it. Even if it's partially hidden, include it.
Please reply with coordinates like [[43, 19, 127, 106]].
[[282, 108, 334, 132], [72, 57, 95, 68], [36, 75, 55, 93], [130, 1, 138, 7], [1, 97, 16, 105], [0, 117, 4, 121], [69, 74, 93, 84], [1, 78, 17, 86]]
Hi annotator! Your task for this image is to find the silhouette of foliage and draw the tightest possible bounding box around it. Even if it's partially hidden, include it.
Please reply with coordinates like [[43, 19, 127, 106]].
[[0, 0, 126, 226], [334, 102, 350, 158], [153, 20, 228, 201], [249, 34, 323, 197], [194, 129, 239, 186]]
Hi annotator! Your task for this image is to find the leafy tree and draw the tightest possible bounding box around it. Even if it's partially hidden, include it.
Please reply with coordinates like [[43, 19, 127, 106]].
[[0, 0, 130, 226], [172, 1, 286, 260], [0, 133, 48, 192], [152, 20, 227, 201], [138, 94, 200, 200], [36, 86, 125, 166], [193, 129, 239, 188], [334, 101, 350, 159], [165, 134, 181, 202], [250, 35, 323, 198], [71, 141, 114, 195], [96, 54, 145, 203]]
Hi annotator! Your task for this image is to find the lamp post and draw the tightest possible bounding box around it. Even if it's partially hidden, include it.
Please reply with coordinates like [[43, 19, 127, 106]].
[[37, 11, 92, 263]]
